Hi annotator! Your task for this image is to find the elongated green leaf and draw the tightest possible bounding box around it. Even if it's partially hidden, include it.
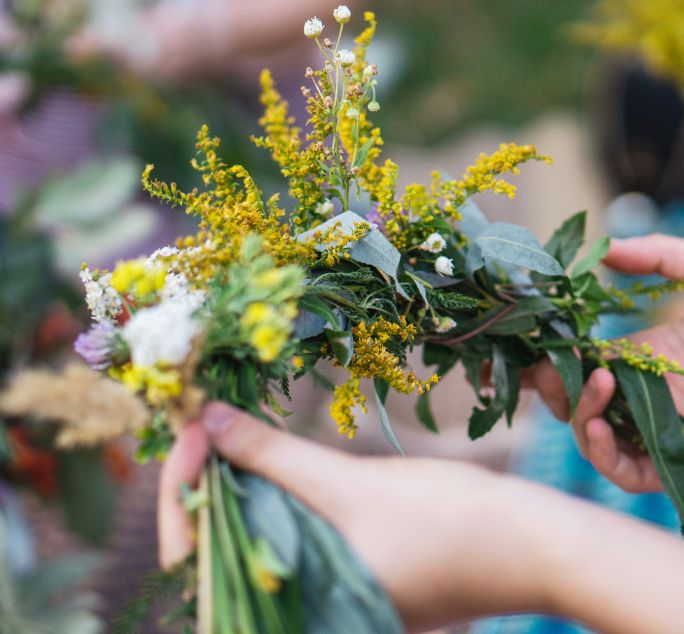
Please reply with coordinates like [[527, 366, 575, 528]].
[[544, 211, 586, 268], [325, 329, 354, 368], [298, 294, 341, 330], [572, 236, 610, 278], [615, 362, 684, 524], [548, 347, 582, 417], [473, 223, 564, 276], [416, 392, 439, 433], [458, 199, 489, 238], [374, 378, 405, 455], [468, 346, 509, 439], [352, 139, 375, 169]]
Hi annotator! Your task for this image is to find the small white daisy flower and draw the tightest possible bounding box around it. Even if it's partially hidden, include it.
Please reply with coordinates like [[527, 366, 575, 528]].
[[333, 5, 351, 24], [304, 17, 324, 38], [419, 232, 446, 253], [435, 256, 455, 277], [337, 49, 355, 67]]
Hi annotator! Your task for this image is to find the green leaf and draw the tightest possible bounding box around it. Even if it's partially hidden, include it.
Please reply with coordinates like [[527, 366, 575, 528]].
[[547, 346, 582, 417], [374, 378, 405, 455], [473, 223, 565, 276], [299, 294, 341, 330], [614, 362, 684, 525], [299, 211, 401, 279], [325, 329, 354, 368], [468, 346, 508, 439], [352, 138, 375, 169], [416, 392, 439, 433], [544, 211, 586, 268], [572, 236, 610, 278]]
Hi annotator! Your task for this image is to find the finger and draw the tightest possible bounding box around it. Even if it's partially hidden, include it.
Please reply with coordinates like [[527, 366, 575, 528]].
[[603, 235, 684, 279], [531, 359, 569, 420], [571, 368, 616, 456], [158, 422, 209, 570], [585, 418, 664, 493], [202, 402, 355, 522]]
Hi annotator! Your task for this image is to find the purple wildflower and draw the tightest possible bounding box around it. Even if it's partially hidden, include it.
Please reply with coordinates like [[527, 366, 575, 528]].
[[365, 204, 386, 233], [74, 322, 117, 370]]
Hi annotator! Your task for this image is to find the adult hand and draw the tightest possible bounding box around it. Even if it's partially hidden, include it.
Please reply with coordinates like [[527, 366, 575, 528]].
[[159, 402, 684, 634], [531, 234, 684, 492]]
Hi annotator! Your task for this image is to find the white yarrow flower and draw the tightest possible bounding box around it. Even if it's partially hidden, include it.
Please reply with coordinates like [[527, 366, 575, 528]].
[[304, 17, 323, 38], [162, 272, 207, 312], [435, 256, 454, 277], [79, 268, 122, 323], [337, 49, 355, 67], [122, 301, 201, 367], [419, 232, 446, 253], [333, 5, 351, 23]]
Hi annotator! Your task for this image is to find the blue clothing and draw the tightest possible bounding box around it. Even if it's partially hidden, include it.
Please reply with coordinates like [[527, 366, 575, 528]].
[[472, 199, 684, 634]]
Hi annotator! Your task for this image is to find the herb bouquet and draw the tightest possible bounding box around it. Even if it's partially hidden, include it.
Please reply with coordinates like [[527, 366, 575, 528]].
[[4, 6, 684, 632]]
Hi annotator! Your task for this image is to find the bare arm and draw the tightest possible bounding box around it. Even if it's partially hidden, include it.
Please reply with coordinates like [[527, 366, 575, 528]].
[[159, 403, 684, 633]]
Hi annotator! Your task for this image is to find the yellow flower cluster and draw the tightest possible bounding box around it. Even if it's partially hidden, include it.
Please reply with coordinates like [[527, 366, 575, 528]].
[[113, 363, 183, 405], [329, 317, 439, 436], [574, 0, 684, 92], [142, 126, 314, 281], [241, 301, 298, 363], [593, 338, 684, 376], [330, 375, 367, 439], [313, 219, 371, 266], [441, 143, 552, 205], [111, 258, 166, 298], [252, 70, 326, 226]]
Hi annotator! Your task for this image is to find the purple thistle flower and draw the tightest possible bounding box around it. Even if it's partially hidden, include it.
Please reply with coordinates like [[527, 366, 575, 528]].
[[74, 322, 117, 370]]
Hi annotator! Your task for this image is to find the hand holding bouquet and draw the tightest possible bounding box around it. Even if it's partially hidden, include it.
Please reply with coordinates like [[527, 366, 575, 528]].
[[3, 5, 684, 632]]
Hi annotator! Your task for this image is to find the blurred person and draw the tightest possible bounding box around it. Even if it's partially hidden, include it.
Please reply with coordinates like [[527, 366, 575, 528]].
[[474, 61, 684, 634], [158, 401, 684, 634]]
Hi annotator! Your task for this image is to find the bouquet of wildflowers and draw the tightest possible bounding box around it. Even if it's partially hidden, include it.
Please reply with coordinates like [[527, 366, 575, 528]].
[[5, 5, 684, 631]]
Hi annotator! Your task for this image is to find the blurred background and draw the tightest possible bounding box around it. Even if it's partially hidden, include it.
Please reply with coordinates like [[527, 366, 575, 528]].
[[2, 0, 683, 632]]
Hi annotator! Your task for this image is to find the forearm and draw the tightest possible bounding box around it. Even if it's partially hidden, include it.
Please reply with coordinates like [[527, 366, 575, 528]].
[[498, 475, 684, 633]]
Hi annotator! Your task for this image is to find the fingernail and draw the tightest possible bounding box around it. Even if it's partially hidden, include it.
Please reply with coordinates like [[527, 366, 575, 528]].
[[202, 403, 234, 437]]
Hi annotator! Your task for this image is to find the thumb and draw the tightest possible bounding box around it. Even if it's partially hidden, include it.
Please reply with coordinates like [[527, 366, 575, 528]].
[[201, 401, 356, 522]]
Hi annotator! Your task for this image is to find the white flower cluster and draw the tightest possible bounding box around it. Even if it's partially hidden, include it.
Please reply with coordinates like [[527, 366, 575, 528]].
[[122, 300, 201, 367], [79, 268, 122, 323], [419, 232, 446, 253], [162, 272, 207, 312]]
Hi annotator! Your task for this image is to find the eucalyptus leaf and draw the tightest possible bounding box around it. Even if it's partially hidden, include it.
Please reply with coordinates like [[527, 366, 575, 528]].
[[374, 378, 405, 456], [294, 310, 328, 339], [298, 211, 400, 280], [614, 362, 684, 524], [474, 223, 564, 276], [458, 199, 489, 239]]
